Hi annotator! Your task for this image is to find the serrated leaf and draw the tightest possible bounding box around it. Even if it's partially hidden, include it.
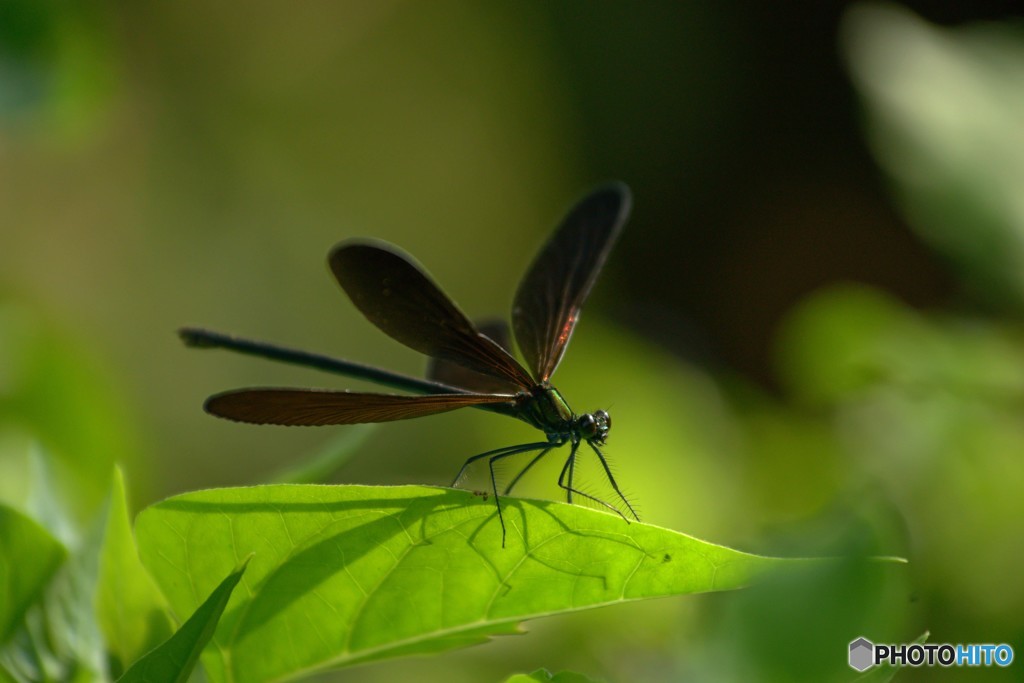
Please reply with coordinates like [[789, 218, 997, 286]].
[[116, 560, 248, 683], [97, 469, 174, 678], [0, 504, 67, 645], [135, 484, 812, 683]]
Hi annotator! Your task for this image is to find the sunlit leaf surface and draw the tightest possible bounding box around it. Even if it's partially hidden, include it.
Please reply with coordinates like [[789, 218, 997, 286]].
[[117, 561, 248, 683], [135, 485, 803, 683], [97, 469, 174, 678], [0, 504, 66, 644]]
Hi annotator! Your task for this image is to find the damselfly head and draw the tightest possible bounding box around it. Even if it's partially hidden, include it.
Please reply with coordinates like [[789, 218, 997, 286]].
[[578, 409, 611, 444]]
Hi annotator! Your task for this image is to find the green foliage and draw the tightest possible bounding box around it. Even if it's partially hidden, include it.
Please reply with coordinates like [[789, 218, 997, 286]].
[[777, 283, 1024, 633], [7, 292, 863, 682], [843, 3, 1024, 309], [0, 480, 103, 682], [19, 4, 1024, 678], [0, 505, 66, 643], [0, 297, 141, 522], [133, 484, 807, 683], [96, 470, 174, 678], [0, 0, 116, 138], [1, 429, 860, 683], [116, 561, 248, 683], [720, 547, 909, 682]]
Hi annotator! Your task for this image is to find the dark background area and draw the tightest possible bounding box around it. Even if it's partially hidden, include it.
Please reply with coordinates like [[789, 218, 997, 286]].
[[546, 0, 1020, 384]]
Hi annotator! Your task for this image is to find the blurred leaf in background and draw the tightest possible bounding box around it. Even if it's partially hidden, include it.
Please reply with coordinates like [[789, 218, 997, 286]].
[[0, 0, 116, 140], [0, 503, 66, 644], [776, 284, 1024, 654], [0, 294, 142, 521], [836, 5, 1024, 662], [843, 2, 1024, 309]]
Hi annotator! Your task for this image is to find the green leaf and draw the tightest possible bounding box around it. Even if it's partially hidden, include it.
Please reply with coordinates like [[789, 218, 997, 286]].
[[116, 560, 249, 683], [778, 284, 1024, 407], [0, 0, 116, 140], [504, 669, 602, 682], [135, 484, 816, 683], [0, 296, 141, 522], [842, 4, 1024, 308], [0, 491, 111, 682], [23, 443, 81, 550], [0, 503, 66, 645], [97, 468, 174, 678]]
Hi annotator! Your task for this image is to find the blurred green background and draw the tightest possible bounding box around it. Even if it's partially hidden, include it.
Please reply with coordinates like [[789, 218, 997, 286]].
[[3, 1, 1024, 681]]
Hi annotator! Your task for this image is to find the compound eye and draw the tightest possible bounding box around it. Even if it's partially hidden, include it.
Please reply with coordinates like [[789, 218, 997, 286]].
[[595, 409, 611, 431], [578, 413, 597, 438]]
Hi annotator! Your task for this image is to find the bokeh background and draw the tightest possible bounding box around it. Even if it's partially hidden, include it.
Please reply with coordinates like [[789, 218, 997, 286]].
[[3, 1, 1024, 681]]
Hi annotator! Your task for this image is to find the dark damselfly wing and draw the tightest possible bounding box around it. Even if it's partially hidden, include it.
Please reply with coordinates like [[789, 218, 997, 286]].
[[426, 320, 516, 394], [330, 242, 534, 392], [205, 388, 516, 426], [512, 183, 632, 382]]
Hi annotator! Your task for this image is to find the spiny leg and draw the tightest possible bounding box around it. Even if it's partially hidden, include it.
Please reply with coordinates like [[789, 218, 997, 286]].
[[502, 446, 554, 495], [556, 442, 627, 518], [555, 441, 578, 499], [450, 440, 551, 488], [565, 442, 578, 504], [485, 443, 553, 547], [588, 441, 640, 521]]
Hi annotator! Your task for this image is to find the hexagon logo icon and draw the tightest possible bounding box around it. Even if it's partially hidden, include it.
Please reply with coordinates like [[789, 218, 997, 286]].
[[849, 637, 874, 672]]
